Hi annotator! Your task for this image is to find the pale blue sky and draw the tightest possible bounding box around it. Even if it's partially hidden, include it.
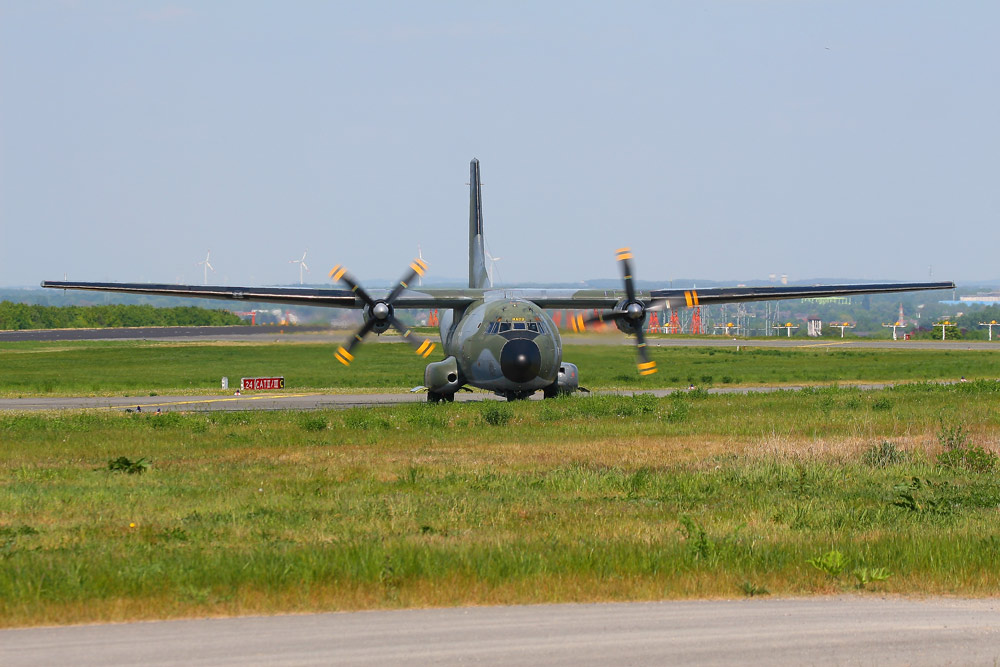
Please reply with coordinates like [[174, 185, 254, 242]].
[[2, 1, 997, 287]]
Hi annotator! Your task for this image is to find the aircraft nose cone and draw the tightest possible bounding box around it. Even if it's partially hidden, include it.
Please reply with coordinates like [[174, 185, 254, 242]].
[[500, 338, 541, 384]]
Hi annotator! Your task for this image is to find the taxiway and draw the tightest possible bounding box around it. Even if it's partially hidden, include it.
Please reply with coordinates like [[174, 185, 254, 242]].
[[3, 597, 999, 666]]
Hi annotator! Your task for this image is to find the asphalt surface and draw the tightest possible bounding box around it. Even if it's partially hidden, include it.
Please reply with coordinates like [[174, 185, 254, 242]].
[[4, 598, 1000, 666], [0, 382, 922, 413]]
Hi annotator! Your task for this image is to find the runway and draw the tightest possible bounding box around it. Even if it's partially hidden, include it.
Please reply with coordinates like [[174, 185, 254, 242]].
[[0, 382, 919, 413], [3, 597, 999, 666]]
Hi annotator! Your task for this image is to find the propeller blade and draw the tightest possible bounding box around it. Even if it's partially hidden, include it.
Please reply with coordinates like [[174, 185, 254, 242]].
[[329, 265, 376, 308], [389, 317, 437, 358], [616, 247, 637, 304], [570, 248, 658, 376], [386, 258, 428, 303], [334, 318, 379, 366], [331, 257, 437, 367], [570, 309, 626, 332], [633, 325, 657, 375]]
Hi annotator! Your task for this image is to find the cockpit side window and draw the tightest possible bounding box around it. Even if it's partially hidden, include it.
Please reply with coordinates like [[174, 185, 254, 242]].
[[527, 322, 539, 333]]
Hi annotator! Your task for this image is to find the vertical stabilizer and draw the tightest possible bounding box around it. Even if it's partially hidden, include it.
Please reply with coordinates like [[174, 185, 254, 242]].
[[469, 159, 488, 289]]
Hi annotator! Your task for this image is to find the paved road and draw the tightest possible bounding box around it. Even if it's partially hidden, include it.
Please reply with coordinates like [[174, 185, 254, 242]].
[[3, 598, 999, 666]]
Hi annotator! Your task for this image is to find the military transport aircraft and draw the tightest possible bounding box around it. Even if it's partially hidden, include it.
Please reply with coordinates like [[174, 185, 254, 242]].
[[43, 159, 953, 401]]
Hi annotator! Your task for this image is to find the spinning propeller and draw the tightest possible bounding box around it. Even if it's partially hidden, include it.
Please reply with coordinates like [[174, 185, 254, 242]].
[[569, 247, 659, 376], [328, 258, 436, 366]]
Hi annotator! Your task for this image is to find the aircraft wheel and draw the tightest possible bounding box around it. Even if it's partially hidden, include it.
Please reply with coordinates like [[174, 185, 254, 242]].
[[427, 391, 454, 403], [543, 383, 560, 399]]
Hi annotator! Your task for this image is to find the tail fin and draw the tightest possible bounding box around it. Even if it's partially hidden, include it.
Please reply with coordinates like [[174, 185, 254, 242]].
[[469, 158, 488, 289]]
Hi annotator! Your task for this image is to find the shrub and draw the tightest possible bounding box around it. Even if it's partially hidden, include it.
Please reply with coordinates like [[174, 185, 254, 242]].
[[937, 420, 969, 451], [937, 445, 998, 474]]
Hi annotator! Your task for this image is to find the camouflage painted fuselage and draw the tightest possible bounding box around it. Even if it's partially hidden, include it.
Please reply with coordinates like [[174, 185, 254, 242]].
[[439, 297, 561, 394]]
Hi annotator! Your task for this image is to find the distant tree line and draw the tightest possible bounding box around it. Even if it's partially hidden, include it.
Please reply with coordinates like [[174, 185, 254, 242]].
[[0, 302, 244, 331]]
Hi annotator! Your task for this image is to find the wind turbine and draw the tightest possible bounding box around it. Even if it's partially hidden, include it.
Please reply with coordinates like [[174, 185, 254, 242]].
[[196, 251, 215, 285], [289, 251, 309, 285], [486, 250, 502, 288]]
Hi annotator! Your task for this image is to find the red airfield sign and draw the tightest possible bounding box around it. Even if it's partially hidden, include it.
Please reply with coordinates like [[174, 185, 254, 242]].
[[240, 377, 285, 391]]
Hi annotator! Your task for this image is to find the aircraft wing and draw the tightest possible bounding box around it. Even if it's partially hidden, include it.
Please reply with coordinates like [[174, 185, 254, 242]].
[[39, 281, 483, 309], [516, 281, 956, 309], [41, 280, 954, 311]]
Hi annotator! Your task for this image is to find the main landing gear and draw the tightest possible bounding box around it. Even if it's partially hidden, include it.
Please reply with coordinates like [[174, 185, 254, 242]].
[[427, 391, 455, 403]]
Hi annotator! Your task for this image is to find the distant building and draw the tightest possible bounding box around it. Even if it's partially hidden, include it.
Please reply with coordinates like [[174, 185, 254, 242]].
[[960, 292, 1000, 304], [800, 296, 852, 305]]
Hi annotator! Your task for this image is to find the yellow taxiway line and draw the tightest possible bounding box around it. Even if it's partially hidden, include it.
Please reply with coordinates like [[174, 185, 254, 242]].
[[100, 393, 320, 410]]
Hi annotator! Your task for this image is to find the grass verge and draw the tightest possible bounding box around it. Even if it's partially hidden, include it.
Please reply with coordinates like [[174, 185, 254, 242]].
[[2, 383, 1000, 626]]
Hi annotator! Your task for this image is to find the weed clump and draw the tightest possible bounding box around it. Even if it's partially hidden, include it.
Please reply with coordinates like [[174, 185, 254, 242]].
[[343, 411, 391, 431], [807, 549, 848, 577], [299, 415, 328, 432], [665, 394, 689, 423], [937, 445, 998, 474], [107, 456, 151, 475], [481, 402, 513, 426], [572, 394, 659, 418], [937, 420, 969, 451], [862, 441, 910, 468], [678, 516, 715, 561], [935, 420, 997, 473], [871, 396, 893, 411], [740, 581, 769, 597], [406, 406, 447, 428], [892, 477, 952, 515], [853, 567, 891, 590]]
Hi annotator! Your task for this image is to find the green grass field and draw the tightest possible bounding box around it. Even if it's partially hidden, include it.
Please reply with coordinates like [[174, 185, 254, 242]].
[[3, 381, 1000, 626], [2, 339, 999, 396]]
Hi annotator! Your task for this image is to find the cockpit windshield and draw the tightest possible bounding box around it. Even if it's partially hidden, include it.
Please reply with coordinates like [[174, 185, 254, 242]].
[[486, 319, 545, 335]]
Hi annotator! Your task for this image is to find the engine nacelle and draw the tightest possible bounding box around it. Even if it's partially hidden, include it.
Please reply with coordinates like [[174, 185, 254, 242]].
[[556, 362, 580, 393], [613, 299, 647, 336], [362, 305, 392, 334], [424, 355, 462, 395]]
